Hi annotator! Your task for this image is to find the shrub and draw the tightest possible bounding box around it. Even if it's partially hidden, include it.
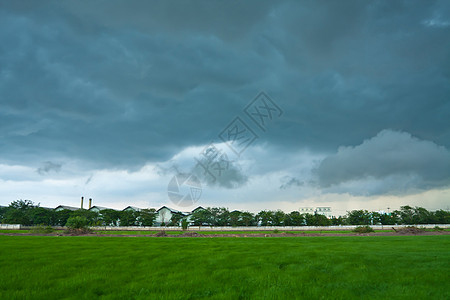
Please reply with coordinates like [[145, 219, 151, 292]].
[[353, 225, 374, 233], [273, 229, 280, 234], [65, 216, 91, 234], [181, 218, 188, 231], [433, 226, 444, 231], [30, 224, 54, 234]]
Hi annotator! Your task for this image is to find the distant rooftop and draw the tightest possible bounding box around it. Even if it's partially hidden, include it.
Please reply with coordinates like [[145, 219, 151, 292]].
[[54, 205, 79, 211], [89, 206, 116, 211], [123, 206, 143, 212], [157, 206, 189, 215]]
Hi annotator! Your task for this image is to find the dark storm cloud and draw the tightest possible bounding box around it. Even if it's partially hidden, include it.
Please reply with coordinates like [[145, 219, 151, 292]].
[[1, 0, 449, 180], [315, 130, 450, 195], [279, 176, 303, 190], [192, 155, 248, 189], [37, 161, 61, 174]]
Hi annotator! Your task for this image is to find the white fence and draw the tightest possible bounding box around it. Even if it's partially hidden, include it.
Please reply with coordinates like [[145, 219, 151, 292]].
[[0, 224, 21, 229]]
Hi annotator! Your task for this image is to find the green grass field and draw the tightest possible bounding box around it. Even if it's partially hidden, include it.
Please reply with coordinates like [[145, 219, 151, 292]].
[[0, 236, 448, 299]]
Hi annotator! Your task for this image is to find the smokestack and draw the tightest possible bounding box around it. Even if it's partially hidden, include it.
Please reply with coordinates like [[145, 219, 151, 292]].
[[81, 196, 84, 209], [89, 198, 92, 209]]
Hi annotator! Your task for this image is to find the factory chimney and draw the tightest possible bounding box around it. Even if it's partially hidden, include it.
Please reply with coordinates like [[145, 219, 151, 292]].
[[81, 196, 84, 209], [89, 198, 92, 209]]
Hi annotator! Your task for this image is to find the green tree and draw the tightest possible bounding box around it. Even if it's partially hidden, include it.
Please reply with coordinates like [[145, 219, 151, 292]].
[[100, 209, 121, 226], [303, 213, 315, 226], [29, 207, 56, 226], [181, 218, 188, 230], [9, 200, 35, 210], [65, 216, 89, 229], [434, 209, 450, 224], [398, 206, 415, 224], [65, 216, 91, 233], [287, 211, 305, 226], [330, 216, 345, 225], [371, 212, 382, 225], [55, 209, 74, 226], [3, 208, 31, 225], [229, 210, 241, 227], [190, 208, 213, 226], [412, 207, 433, 224], [256, 210, 274, 226], [209, 207, 230, 226], [3, 200, 36, 225], [346, 210, 371, 225], [71, 209, 100, 226], [240, 211, 256, 226], [119, 210, 137, 226], [0, 206, 7, 223], [168, 213, 183, 226], [303, 213, 331, 226], [272, 210, 286, 226], [314, 214, 331, 226], [378, 213, 397, 225], [138, 209, 156, 226]]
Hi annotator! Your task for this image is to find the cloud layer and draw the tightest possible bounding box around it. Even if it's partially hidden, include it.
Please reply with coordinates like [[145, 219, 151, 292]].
[[1, 1, 449, 211], [1, 1, 449, 170], [316, 130, 450, 195]]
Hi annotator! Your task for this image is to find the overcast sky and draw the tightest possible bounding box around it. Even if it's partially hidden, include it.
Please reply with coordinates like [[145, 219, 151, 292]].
[[1, 1, 449, 215]]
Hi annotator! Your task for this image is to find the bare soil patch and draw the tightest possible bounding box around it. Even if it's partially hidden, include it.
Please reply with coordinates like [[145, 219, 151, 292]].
[[392, 226, 428, 235]]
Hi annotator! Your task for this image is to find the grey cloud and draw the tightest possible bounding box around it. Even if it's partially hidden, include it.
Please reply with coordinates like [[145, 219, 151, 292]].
[[0, 3, 275, 169], [56, 0, 276, 42], [85, 174, 93, 185], [279, 176, 303, 190], [154, 143, 248, 189], [154, 163, 182, 178], [191, 147, 248, 189], [37, 161, 62, 175], [0, 0, 449, 176], [316, 130, 450, 195], [193, 163, 248, 189]]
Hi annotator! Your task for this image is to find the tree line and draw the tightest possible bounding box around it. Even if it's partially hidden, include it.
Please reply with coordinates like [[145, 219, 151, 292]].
[[0, 200, 449, 227], [189, 206, 449, 226], [0, 200, 158, 227]]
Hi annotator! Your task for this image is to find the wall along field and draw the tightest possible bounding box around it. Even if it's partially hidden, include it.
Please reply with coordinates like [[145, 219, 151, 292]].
[[0, 235, 448, 299]]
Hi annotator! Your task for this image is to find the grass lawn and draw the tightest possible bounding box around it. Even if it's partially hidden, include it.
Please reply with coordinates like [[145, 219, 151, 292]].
[[0, 230, 25, 234], [0, 236, 448, 299]]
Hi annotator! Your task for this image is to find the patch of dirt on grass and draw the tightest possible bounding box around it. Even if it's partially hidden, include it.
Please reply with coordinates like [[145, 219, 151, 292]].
[[155, 230, 168, 237], [394, 226, 426, 235], [178, 232, 202, 237]]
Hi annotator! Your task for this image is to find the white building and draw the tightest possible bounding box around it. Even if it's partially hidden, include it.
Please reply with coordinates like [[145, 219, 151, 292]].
[[123, 206, 142, 212], [89, 206, 115, 213], [299, 207, 315, 214], [54, 205, 79, 212], [315, 207, 332, 218], [299, 207, 332, 218], [154, 206, 187, 226]]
